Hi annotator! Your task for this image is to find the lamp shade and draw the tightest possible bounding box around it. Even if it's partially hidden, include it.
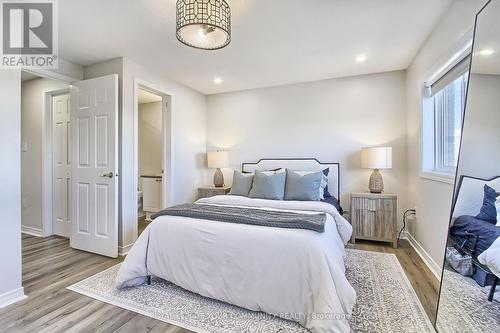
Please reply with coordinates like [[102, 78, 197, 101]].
[[361, 147, 392, 169], [207, 151, 229, 168], [176, 0, 231, 50]]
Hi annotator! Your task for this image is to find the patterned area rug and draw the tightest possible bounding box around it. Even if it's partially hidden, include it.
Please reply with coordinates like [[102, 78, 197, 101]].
[[436, 269, 500, 333], [68, 249, 433, 333]]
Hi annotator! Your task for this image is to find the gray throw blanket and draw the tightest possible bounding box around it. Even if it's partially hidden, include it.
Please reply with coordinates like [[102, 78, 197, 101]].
[[151, 203, 327, 233]]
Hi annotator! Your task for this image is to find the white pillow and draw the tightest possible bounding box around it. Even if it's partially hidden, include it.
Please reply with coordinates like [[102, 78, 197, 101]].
[[496, 197, 500, 227], [295, 170, 328, 200], [478, 236, 500, 278]]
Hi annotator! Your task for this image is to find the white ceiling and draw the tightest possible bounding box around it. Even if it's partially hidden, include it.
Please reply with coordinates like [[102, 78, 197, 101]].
[[59, 0, 453, 94], [138, 89, 163, 104]]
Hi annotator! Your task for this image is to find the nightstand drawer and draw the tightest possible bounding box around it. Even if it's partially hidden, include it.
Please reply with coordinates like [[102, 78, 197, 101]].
[[352, 198, 395, 212]]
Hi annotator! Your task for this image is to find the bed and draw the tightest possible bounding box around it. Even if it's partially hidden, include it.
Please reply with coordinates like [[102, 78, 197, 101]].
[[451, 176, 500, 256], [116, 159, 356, 333], [449, 176, 500, 286]]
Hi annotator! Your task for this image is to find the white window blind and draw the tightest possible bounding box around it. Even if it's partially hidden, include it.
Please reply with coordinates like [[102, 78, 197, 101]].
[[427, 55, 470, 97], [433, 71, 468, 172]]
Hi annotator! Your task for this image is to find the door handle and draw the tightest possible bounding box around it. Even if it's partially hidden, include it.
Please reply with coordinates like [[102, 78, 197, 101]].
[[100, 172, 114, 178]]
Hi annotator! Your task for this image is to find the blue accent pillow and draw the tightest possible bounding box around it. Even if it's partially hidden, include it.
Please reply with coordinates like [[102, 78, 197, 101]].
[[322, 168, 332, 198], [248, 170, 286, 200], [284, 169, 323, 201], [476, 184, 499, 224], [229, 171, 253, 196]]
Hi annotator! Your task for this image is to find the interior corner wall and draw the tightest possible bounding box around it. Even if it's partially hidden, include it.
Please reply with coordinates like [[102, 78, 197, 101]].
[[21, 78, 69, 235], [405, 0, 487, 269], [121, 58, 207, 250], [0, 69, 24, 307], [206, 70, 409, 228]]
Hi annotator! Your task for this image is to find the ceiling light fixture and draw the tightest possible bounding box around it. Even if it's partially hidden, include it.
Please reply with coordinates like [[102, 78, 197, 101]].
[[213, 77, 223, 84], [176, 0, 231, 50], [479, 48, 495, 56], [356, 55, 367, 63]]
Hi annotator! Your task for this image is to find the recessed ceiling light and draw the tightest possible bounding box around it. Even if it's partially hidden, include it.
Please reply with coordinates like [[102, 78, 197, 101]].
[[213, 77, 223, 84], [356, 55, 367, 63], [479, 49, 495, 56]]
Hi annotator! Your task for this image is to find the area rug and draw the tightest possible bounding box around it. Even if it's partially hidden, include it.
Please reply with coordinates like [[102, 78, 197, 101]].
[[68, 249, 434, 332], [436, 269, 500, 333]]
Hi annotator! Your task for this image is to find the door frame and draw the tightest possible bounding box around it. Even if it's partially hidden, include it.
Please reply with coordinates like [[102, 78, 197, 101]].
[[22, 68, 79, 237], [133, 78, 174, 241]]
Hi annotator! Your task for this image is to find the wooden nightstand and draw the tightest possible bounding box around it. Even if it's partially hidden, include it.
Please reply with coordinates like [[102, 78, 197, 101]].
[[350, 192, 398, 248], [198, 186, 231, 199]]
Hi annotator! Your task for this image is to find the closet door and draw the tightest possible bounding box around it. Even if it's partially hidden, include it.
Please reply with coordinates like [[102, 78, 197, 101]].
[[52, 93, 71, 237]]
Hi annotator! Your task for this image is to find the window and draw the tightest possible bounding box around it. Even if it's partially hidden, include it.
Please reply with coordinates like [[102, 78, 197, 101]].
[[422, 56, 469, 180], [433, 72, 468, 172]]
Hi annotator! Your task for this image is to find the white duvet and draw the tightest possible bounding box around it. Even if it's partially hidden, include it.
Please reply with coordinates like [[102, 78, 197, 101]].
[[116, 195, 356, 333], [478, 236, 500, 278]]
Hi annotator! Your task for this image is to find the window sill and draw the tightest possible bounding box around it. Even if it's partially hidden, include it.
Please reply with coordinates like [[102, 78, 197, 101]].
[[420, 171, 456, 185]]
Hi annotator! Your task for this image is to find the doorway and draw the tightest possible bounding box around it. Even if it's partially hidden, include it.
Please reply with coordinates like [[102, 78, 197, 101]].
[[134, 81, 173, 240], [137, 88, 163, 234], [20, 70, 70, 238], [20, 69, 120, 258]]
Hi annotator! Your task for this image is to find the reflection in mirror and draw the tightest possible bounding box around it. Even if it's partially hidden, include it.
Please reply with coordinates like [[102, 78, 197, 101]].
[[436, 0, 500, 331]]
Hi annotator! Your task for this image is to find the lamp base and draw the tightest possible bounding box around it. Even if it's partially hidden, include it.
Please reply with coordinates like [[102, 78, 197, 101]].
[[213, 168, 224, 187], [369, 169, 384, 193]]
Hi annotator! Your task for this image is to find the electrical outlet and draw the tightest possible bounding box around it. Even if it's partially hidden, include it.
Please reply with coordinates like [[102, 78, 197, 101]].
[[22, 198, 28, 209], [22, 141, 28, 152]]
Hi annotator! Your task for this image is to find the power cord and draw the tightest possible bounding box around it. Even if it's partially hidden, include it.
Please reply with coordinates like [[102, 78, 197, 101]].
[[398, 209, 416, 245]]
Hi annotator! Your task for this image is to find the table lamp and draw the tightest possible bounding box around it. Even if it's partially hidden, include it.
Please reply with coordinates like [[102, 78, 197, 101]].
[[361, 147, 392, 193], [207, 151, 229, 187]]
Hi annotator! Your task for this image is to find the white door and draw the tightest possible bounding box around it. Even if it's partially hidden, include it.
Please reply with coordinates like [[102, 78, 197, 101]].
[[52, 93, 71, 237], [70, 74, 119, 258]]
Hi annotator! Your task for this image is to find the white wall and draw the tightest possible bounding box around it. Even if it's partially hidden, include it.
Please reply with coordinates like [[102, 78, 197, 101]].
[[138, 102, 163, 179], [121, 58, 207, 251], [207, 71, 408, 224], [457, 74, 500, 180], [21, 78, 69, 234], [405, 0, 486, 273], [0, 69, 25, 307]]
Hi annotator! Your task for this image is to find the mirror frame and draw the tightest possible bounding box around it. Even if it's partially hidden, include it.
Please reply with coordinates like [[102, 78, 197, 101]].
[[434, 0, 493, 328]]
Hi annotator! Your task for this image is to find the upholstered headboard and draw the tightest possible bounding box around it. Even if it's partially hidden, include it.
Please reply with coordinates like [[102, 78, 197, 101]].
[[241, 158, 340, 199], [453, 175, 500, 218]]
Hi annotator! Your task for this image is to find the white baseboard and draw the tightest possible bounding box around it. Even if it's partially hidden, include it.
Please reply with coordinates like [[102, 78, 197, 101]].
[[0, 287, 26, 309], [118, 243, 134, 256], [21, 225, 44, 237], [402, 231, 442, 280]]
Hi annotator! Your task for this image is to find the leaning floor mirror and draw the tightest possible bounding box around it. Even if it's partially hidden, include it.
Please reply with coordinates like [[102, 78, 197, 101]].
[[435, 0, 500, 331]]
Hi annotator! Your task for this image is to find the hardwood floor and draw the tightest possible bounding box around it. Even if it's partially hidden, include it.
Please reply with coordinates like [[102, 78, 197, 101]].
[[348, 240, 440, 323], [0, 235, 439, 332]]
